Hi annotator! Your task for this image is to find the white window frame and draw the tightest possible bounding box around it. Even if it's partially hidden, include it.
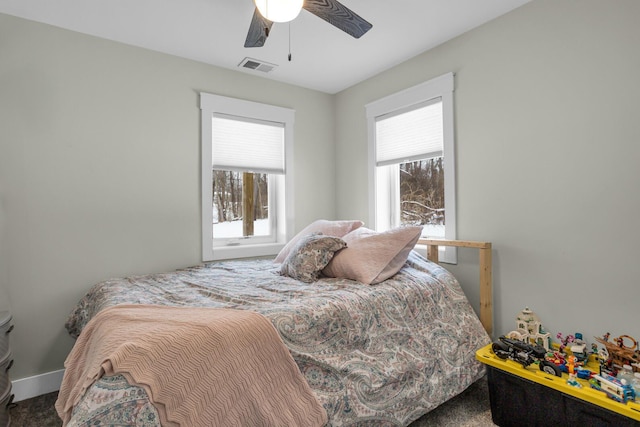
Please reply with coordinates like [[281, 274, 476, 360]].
[[366, 72, 457, 263], [200, 93, 295, 261]]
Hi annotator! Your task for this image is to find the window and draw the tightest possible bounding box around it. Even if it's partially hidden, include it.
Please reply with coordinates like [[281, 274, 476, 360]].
[[200, 93, 295, 261], [366, 73, 457, 263]]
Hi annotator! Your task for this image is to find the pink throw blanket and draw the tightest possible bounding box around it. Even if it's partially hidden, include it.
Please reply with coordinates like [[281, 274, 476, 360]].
[[55, 305, 327, 426]]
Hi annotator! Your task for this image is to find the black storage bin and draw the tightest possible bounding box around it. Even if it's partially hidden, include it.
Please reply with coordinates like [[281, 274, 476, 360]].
[[487, 366, 639, 427]]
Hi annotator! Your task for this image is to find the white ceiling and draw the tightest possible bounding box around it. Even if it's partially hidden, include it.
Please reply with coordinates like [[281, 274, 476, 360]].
[[0, 0, 531, 94]]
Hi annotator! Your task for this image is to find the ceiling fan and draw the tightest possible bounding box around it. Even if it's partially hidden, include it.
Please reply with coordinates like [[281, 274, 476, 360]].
[[245, 0, 373, 48]]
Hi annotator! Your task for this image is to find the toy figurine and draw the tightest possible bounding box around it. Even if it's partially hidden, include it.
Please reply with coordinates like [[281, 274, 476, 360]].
[[567, 373, 582, 388], [567, 355, 577, 375], [565, 353, 583, 387]]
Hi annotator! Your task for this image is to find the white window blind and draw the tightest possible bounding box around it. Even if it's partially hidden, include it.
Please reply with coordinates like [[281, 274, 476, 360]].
[[374, 97, 443, 167], [212, 113, 285, 174]]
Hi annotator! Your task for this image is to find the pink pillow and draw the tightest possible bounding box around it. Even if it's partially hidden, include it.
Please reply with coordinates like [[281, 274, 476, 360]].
[[322, 226, 422, 285], [274, 219, 364, 263]]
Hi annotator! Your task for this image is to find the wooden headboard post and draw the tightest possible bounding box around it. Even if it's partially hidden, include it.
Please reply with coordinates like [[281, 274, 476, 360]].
[[417, 239, 493, 337]]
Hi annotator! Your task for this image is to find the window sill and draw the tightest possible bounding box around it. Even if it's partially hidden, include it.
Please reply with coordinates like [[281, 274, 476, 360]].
[[206, 242, 285, 262]]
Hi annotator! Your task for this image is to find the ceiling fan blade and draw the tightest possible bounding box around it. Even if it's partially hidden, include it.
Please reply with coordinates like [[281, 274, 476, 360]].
[[244, 8, 273, 48], [303, 0, 372, 39]]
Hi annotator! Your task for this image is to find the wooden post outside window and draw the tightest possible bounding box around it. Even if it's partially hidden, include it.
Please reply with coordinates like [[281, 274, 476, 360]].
[[242, 172, 254, 236]]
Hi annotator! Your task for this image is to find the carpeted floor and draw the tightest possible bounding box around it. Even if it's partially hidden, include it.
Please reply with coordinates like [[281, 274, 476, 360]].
[[8, 375, 496, 426]]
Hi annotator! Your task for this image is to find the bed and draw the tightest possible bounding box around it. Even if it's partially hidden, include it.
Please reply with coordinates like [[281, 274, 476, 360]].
[[56, 221, 492, 427]]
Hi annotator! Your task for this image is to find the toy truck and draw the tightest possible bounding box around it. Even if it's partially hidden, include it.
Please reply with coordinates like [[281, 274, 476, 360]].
[[589, 374, 636, 403], [492, 335, 562, 377]]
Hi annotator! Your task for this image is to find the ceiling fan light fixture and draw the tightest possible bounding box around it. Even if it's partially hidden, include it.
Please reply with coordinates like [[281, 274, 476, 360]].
[[254, 0, 303, 23]]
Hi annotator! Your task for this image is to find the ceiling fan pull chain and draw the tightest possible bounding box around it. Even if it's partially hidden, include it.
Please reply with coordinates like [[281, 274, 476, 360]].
[[288, 22, 292, 61]]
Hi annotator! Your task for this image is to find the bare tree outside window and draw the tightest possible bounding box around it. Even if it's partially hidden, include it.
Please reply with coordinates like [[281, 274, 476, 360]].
[[400, 158, 444, 229], [212, 170, 269, 238]]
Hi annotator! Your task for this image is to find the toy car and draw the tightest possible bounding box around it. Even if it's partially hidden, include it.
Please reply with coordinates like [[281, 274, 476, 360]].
[[544, 351, 594, 379]]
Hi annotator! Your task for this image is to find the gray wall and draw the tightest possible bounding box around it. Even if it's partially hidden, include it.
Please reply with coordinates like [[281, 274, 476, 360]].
[[335, 0, 640, 343], [0, 13, 336, 379], [2, 0, 640, 382]]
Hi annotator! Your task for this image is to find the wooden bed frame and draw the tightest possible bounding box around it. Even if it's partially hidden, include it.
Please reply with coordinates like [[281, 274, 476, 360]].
[[417, 239, 492, 337]]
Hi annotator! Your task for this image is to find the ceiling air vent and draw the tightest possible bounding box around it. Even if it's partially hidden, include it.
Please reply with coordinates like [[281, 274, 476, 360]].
[[238, 57, 277, 73]]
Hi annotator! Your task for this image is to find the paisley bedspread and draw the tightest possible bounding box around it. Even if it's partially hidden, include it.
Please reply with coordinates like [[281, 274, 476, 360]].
[[64, 251, 490, 426]]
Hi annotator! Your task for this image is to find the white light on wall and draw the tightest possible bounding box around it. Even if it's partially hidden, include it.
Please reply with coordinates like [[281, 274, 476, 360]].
[[254, 0, 303, 23]]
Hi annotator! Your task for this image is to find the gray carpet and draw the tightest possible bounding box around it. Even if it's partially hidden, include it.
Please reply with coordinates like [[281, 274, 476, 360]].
[[8, 375, 495, 426]]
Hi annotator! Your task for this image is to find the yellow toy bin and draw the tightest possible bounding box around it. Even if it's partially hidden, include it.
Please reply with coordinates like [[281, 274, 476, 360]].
[[475, 343, 640, 426]]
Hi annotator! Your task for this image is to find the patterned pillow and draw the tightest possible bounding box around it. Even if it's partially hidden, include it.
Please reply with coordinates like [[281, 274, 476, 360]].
[[274, 219, 363, 263], [279, 233, 347, 283]]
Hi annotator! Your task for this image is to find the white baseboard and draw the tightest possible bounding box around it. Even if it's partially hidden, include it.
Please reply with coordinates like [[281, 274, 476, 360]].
[[11, 369, 64, 402]]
